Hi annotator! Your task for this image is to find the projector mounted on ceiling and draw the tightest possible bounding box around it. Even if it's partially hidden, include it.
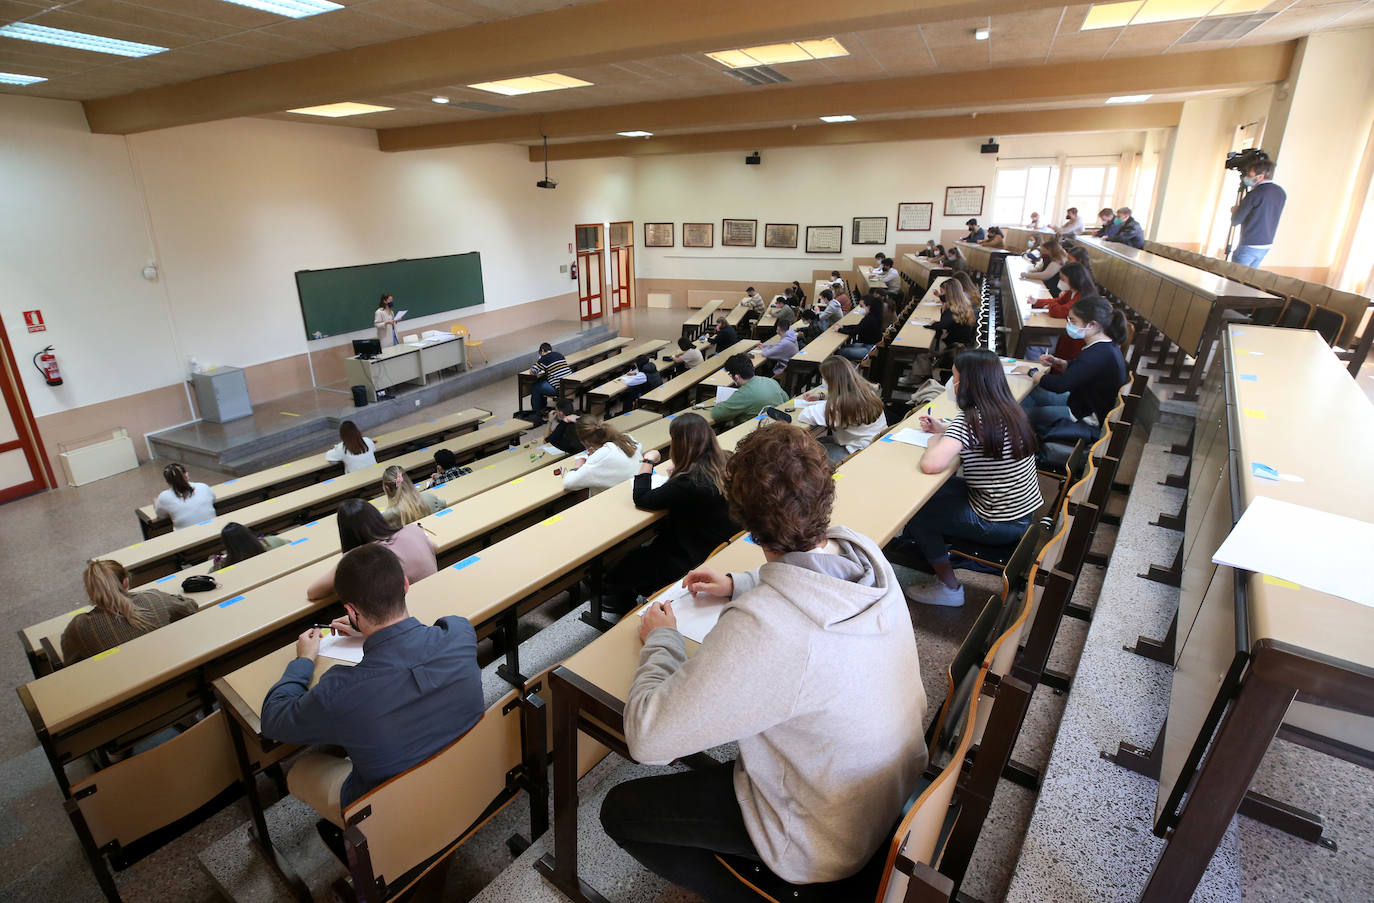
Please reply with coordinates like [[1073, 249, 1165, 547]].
[[745, 151, 762, 165], [980, 137, 999, 154], [537, 135, 558, 189]]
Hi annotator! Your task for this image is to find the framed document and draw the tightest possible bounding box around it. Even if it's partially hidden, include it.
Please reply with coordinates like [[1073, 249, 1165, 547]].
[[764, 223, 798, 249], [683, 222, 714, 248], [805, 225, 843, 254], [944, 186, 985, 217], [722, 218, 757, 247], [643, 223, 674, 247], [852, 216, 888, 245], [896, 202, 933, 232]]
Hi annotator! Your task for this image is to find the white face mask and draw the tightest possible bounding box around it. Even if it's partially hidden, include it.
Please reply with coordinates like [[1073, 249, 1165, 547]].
[[1066, 322, 1086, 340]]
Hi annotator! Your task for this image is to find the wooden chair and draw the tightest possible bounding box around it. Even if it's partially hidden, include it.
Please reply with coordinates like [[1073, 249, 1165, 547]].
[[1307, 306, 1347, 347], [450, 324, 487, 364], [1276, 297, 1312, 329], [337, 689, 539, 903]]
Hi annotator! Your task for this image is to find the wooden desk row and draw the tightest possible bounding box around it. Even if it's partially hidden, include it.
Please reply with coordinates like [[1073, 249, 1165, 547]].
[[1001, 255, 1070, 358], [681, 299, 723, 340], [134, 406, 492, 538], [558, 339, 670, 407], [516, 335, 635, 413], [639, 339, 759, 413]]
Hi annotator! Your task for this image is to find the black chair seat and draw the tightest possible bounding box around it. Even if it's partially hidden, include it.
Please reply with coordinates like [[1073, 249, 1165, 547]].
[[948, 538, 1016, 569]]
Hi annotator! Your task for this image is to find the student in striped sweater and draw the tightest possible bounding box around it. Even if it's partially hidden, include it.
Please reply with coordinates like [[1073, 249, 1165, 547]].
[[900, 349, 1042, 607], [528, 342, 572, 418]]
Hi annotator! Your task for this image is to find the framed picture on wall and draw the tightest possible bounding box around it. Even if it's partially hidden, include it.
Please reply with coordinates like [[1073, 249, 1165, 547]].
[[896, 202, 933, 231], [764, 223, 798, 248], [851, 216, 888, 245], [643, 222, 674, 247], [722, 218, 758, 247], [683, 222, 714, 248], [944, 186, 985, 217], [805, 225, 844, 254]]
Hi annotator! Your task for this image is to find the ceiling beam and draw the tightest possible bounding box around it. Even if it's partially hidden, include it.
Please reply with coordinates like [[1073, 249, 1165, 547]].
[[524, 103, 1186, 161], [384, 42, 1292, 151], [82, 0, 1069, 134]]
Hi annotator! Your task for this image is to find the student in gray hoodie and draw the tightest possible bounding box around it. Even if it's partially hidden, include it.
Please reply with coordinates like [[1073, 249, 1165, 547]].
[[600, 423, 927, 899]]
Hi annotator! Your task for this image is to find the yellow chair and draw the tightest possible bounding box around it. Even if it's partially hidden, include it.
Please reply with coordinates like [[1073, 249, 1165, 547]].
[[450, 324, 487, 364]]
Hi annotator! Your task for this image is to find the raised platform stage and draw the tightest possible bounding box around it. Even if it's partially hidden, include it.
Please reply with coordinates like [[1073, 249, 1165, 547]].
[[148, 320, 615, 475]]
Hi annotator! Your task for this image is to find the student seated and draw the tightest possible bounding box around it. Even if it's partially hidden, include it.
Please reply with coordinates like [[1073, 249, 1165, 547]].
[[261, 544, 483, 841], [874, 258, 901, 297], [424, 448, 471, 490], [790, 280, 807, 306], [757, 322, 799, 377], [325, 421, 377, 474], [620, 353, 662, 411], [927, 277, 979, 353], [740, 286, 766, 314], [962, 218, 986, 242], [307, 499, 437, 600], [667, 336, 705, 377], [836, 294, 884, 362], [943, 246, 966, 272], [711, 317, 740, 355], [814, 288, 843, 329], [543, 400, 584, 455], [709, 354, 788, 425], [1016, 295, 1129, 445], [601, 414, 737, 613], [62, 560, 198, 664], [527, 342, 572, 418], [211, 522, 287, 572], [979, 226, 1007, 250], [600, 424, 926, 898], [1102, 207, 1145, 249], [795, 356, 887, 463], [380, 465, 447, 528], [1020, 237, 1068, 296], [562, 416, 642, 495], [899, 350, 1043, 607], [1031, 261, 1094, 362], [1091, 207, 1115, 236], [826, 269, 846, 289], [153, 462, 216, 530], [917, 239, 939, 258]]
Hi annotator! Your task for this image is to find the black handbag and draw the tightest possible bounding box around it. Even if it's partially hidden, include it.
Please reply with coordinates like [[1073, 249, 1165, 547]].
[[182, 575, 217, 593]]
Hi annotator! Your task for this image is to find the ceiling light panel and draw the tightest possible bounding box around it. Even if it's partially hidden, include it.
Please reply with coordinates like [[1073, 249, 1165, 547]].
[[0, 23, 166, 57], [217, 0, 342, 18], [0, 71, 47, 85], [467, 73, 593, 96], [706, 38, 848, 69], [287, 102, 394, 117], [1081, 0, 1272, 30], [1082, 1, 1144, 30], [1132, 0, 1217, 26]]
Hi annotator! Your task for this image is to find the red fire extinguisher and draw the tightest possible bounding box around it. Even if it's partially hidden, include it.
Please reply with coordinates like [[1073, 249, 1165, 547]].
[[570, 260, 578, 282], [33, 345, 63, 386]]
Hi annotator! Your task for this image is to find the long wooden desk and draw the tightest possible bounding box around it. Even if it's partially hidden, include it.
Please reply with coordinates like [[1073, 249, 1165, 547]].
[[638, 339, 759, 413], [105, 410, 520, 586], [698, 337, 776, 395], [534, 371, 1037, 900], [1074, 235, 1279, 402], [783, 308, 865, 392], [681, 300, 723, 340], [724, 302, 754, 328], [898, 254, 949, 296], [559, 341, 669, 409], [134, 407, 492, 538], [1001, 255, 1069, 358], [516, 336, 634, 413], [1132, 326, 1374, 900], [878, 292, 946, 399]]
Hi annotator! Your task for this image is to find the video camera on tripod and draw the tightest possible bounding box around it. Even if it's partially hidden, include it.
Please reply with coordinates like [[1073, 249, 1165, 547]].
[[1223, 148, 1272, 257]]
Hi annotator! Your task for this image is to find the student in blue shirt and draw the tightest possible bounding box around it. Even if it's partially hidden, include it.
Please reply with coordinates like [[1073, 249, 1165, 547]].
[[261, 543, 483, 851]]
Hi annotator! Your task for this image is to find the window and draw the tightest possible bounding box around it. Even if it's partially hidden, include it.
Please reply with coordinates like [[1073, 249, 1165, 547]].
[[1064, 165, 1118, 222], [992, 164, 1060, 230]]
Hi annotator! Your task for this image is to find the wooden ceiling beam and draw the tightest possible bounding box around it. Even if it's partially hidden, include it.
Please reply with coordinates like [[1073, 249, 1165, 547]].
[[82, 0, 1069, 134], [524, 103, 1187, 161], [384, 42, 1292, 151]]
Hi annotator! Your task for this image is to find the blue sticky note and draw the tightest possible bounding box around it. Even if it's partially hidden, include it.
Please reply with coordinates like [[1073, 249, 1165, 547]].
[[452, 555, 481, 571], [881, 435, 895, 442], [305, 520, 318, 528], [435, 508, 453, 516], [289, 537, 309, 545], [1240, 374, 1258, 382], [1251, 462, 1280, 481], [744, 534, 758, 545], [322, 479, 335, 485], [219, 595, 245, 608], [1233, 329, 1247, 335], [225, 479, 238, 484], [156, 574, 176, 583], [198, 519, 213, 526]]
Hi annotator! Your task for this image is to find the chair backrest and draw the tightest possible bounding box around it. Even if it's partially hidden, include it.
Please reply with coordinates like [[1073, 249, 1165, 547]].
[[450, 324, 469, 338], [341, 690, 523, 901], [1277, 297, 1312, 329], [1307, 306, 1346, 347], [925, 595, 1004, 753], [1323, 290, 1371, 347]]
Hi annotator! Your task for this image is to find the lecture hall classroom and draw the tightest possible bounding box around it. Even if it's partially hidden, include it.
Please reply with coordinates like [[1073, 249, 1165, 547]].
[[3, 1, 1374, 902]]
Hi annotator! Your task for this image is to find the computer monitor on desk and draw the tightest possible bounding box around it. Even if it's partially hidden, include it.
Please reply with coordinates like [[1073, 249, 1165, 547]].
[[352, 338, 382, 360]]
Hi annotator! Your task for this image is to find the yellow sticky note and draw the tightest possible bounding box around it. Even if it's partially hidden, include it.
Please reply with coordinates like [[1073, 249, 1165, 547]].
[[66, 607, 90, 616], [219, 564, 236, 573], [832, 473, 844, 481], [131, 543, 143, 548], [541, 514, 564, 526], [91, 648, 120, 661], [1262, 575, 1301, 590], [1243, 409, 1266, 419], [511, 477, 525, 485]]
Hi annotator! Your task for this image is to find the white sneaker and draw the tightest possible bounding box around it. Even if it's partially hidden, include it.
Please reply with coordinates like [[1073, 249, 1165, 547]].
[[904, 581, 965, 607]]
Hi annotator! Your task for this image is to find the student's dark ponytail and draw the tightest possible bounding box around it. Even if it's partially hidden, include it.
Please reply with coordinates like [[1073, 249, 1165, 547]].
[[1071, 295, 1129, 346]]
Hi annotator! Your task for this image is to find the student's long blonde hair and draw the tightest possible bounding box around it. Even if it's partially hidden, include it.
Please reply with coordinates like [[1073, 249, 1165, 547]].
[[575, 416, 638, 457], [818, 356, 885, 431], [941, 279, 978, 327], [84, 560, 153, 630], [382, 465, 431, 526]]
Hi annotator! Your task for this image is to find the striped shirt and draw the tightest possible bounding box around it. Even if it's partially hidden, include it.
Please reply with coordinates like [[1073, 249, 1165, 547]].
[[944, 413, 1042, 521], [534, 351, 572, 388]]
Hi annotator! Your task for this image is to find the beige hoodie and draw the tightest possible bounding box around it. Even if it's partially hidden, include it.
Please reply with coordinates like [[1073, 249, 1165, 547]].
[[624, 525, 927, 884]]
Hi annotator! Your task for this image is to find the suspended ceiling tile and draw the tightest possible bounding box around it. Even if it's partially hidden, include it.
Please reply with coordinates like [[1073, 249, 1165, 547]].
[[1047, 25, 1123, 59], [72, 0, 243, 40], [357, 0, 481, 31], [918, 15, 993, 45], [1104, 18, 1200, 55], [989, 6, 1067, 38], [989, 35, 1054, 64], [1237, 1, 1366, 40], [0, 0, 48, 22], [0, 42, 101, 74], [19, 8, 205, 48], [1057, 3, 1099, 33], [255, 8, 426, 52], [121, 0, 284, 29]]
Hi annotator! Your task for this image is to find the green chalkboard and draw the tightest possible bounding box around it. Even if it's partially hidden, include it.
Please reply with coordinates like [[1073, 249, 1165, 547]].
[[295, 252, 484, 340]]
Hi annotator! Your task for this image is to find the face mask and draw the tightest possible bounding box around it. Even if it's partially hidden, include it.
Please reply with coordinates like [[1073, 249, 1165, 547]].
[[1242, 176, 1255, 188], [1066, 322, 1086, 340], [1113, 217, 1123, 225]]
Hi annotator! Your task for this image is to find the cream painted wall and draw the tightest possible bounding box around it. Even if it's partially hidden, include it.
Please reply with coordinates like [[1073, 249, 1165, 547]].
[[0, 96, 633, 419], [1153, 96, 1235, 249]]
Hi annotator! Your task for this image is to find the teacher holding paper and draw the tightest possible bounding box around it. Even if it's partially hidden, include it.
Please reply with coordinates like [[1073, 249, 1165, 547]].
[[375, 294, 399, 346]]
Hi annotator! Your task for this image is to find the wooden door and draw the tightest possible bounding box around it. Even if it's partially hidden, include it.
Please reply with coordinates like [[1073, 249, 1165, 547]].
[[0, 316, 55, 503], [577, 249, 604, 320], [609, 247, 634, 311]]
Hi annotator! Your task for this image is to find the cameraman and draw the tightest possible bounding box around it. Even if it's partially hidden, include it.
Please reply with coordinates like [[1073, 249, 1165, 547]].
[[1229, 157, 1285, 268]]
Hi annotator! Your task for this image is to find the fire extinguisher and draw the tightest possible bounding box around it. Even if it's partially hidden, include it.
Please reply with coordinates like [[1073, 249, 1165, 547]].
[[570, 260, 578, 282], [33, 345, 63, 386]]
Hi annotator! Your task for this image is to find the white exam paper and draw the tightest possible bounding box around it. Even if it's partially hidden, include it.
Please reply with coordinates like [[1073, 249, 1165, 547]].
[[1211, 495, 1374, 608], [889, 427, 934, 448], [394, 309, 409, 321], [639, 583, 731, 644], [715, 386, 737, 404], [319, 633, 365, 664]]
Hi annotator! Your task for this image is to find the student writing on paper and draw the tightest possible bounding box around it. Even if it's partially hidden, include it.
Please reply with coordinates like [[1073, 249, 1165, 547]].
[[211, 522, 287, 572], [836, 293, 884, 362], [543, 400, 584, 455], [306, 499, 436, 600], [795, 356, 887, 463], [898, 349, 1042, 608], [62, 560, 197, 664], [380, 465, 448, 528], [561, 416, 642, 495], [1030, 261, 1094, 362], [1015, 295, 1129, 447], [925, 277, 978, 374], [424, 448, 472, 489], [666, 336, 704, 378], [600, 414, 737, 615], [756, 322, 799, 377], [261, 544, 482, 848], [527, 342, 572, 418], [324, 421, 377, 473], [710, 316, 740, 356], [619, 353, 662, 413], [601, 424, 926, 897], [708, 354, 788, 426], [153, 462, 216, 530]]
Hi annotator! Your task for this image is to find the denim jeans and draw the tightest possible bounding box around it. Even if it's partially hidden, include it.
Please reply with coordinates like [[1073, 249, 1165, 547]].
[[838, 342, 873, 362], [901, 478, 1033, 563], [1231, 245, 1270, 268], [1021, 384, 1073, 437], [530, 379, 557, 412], [601, 761, 772, 903]]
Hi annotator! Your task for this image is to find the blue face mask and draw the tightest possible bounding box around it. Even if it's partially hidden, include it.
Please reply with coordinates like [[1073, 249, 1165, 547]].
[[1066, 322, 1086, 340], [1113, 216, 1123, 225], [1242, 176, 1255, 188]]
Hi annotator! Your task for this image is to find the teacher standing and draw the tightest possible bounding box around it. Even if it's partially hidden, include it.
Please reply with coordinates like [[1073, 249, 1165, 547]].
[[374, 294, 398, 346]]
